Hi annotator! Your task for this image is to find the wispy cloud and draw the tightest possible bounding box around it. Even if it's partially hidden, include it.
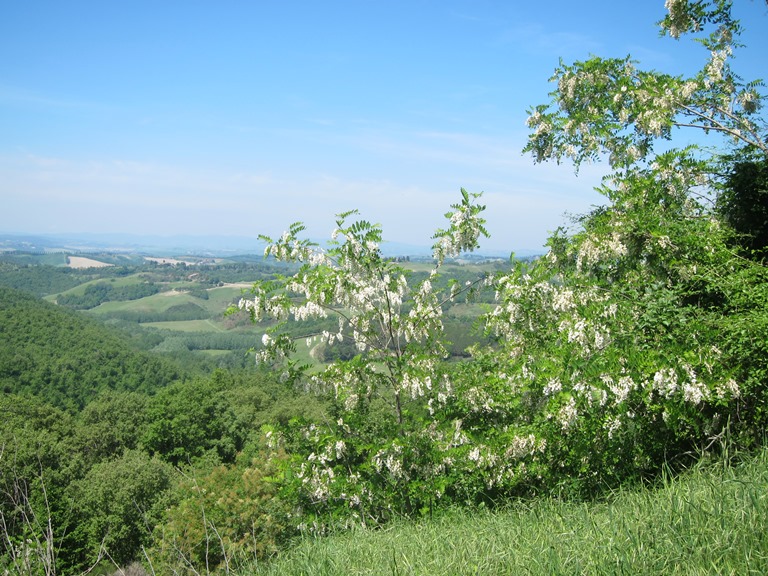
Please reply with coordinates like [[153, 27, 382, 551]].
[[0, 84, 114, 111], [496, 24, 604, 59]]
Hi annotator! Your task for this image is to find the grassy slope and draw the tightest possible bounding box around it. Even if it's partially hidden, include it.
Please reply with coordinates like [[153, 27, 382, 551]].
[[246, 450, 768, 576], [89, 284, 243, 318], [43, 273, 151, 302]]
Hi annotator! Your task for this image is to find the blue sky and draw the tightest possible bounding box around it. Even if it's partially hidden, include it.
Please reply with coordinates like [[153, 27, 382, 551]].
[[2, 1, 766, 253]]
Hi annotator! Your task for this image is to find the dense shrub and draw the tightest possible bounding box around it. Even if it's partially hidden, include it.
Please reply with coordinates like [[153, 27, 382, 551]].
[[149, 450, 292, 573]]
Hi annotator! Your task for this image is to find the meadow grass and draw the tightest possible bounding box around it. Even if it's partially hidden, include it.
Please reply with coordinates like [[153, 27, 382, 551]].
[[47, 272, 151, 299], [204, 285, 247, 309], [89, 290, 196, 314], [141, 318, 227, 332], [244, 449, 768, 576]]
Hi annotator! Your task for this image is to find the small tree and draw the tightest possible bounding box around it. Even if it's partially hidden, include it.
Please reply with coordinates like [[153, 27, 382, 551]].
[[235, 189, 488, 525], [238, 188, 487, 430], [470, 0, 768, 493]]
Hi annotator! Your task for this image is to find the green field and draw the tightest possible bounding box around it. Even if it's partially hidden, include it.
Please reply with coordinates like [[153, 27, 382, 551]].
[[90, 290, 196, 313], [43, 273, 149, 302], [143, 318, 228, 332]]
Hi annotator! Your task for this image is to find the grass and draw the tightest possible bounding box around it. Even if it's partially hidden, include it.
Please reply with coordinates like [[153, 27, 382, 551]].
[[43, 274, 146, 302], [85, 284, 244, 316], [195, 349, 234, 357], [244, 449, 768, 575], [141, 319, 227, 332], [89, 290, 195, 314]]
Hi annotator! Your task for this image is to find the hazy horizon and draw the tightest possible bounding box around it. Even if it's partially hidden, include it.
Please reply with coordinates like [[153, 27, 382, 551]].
[[0, 229, 544, 258]]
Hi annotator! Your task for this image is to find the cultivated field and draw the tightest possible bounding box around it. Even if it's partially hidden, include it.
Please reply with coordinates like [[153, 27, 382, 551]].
[[67, 256, 113, 268]]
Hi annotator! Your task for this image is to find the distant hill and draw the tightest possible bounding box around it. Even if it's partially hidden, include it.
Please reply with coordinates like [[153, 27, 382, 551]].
[[0, 232, 268, 256], [0, 232, 540, 259]]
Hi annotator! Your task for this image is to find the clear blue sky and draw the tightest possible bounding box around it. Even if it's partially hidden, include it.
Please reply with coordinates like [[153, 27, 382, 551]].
[[2, 1, 766, 252]]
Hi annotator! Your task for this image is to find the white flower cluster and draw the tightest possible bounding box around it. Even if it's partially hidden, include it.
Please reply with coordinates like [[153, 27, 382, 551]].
[[558, 397, 578, 431], [601, 374, 636, 405], [681, 363, 708, 405], [576, 232, 627, 271], [298, 451, 337, 503], [467, 444, 499, 471], [399, 364, 435, 400], [605, 416, 622, 439], [651, 363, 736, 405], [680, 80, 699, 100], [653, 367, 679, 398], [705, 48, 731, 86], [663, 0, 692, 39], [372, 444, 405, 480], [504, 434, 545, 459], [461, 385, 497, 415], [543, 378, 562, 397], [264, 232, 313, 262], [432, 197, 486, 263], [557, 316, 611, 355], [573, 380, 608, 409], [715, 378, 740, 400], [737, 89, 760, 114]]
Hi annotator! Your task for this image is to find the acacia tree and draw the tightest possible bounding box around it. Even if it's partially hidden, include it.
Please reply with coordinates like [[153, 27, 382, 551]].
[[237, 189, 488, 526], [466, 0, 768, 493], [526, 0, 766, 165], [233, 0, 768, 535]]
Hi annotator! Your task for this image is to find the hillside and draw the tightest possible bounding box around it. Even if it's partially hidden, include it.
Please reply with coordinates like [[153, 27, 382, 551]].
[[0, 285, 182, 410]]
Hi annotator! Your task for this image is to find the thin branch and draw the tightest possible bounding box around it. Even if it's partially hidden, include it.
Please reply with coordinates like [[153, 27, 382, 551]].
[[677, 104, 768, 153]]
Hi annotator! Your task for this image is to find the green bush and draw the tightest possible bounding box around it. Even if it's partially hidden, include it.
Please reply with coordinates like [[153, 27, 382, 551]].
[[149, 449, 292, 573]]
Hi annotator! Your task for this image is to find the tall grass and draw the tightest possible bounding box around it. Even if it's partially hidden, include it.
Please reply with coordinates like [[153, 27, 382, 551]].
[[244, 449, 768, 575]]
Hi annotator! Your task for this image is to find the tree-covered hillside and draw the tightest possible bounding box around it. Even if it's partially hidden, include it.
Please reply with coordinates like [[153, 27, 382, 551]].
[[0, 286, 182, 410]]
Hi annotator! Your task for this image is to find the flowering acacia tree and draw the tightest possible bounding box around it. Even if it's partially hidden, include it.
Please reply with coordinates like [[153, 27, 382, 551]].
[[232, 0, 767, 533], [526, 0, 766, 167], [236, 189, 489, 526], [467, 0, 768, 493]]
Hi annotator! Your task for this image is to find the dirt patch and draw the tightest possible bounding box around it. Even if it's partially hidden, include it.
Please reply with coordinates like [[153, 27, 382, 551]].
[[67, 256, 113, 269], [144, 257, 190, 266]]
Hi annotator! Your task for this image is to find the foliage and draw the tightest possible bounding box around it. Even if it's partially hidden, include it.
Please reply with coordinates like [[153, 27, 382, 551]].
[[3, 2, 768, 572], [76, 391, 151, 464], [525, 0, 766, 167], [100, 301, 211, 323], [0, 262, 91, 297], [149, 449, 292, 574], [233, 0, 768, 536], [717, 156, 768, 259], [0, 395, 86, 574], [57, 280, 161, 310], [472, 0, 768, 493], [235, 188, 489, 529], [0, 286, 181, 411], [237, 188, 487, 422], [142, 372, 245, 466], [68, 450, 174, 569]]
